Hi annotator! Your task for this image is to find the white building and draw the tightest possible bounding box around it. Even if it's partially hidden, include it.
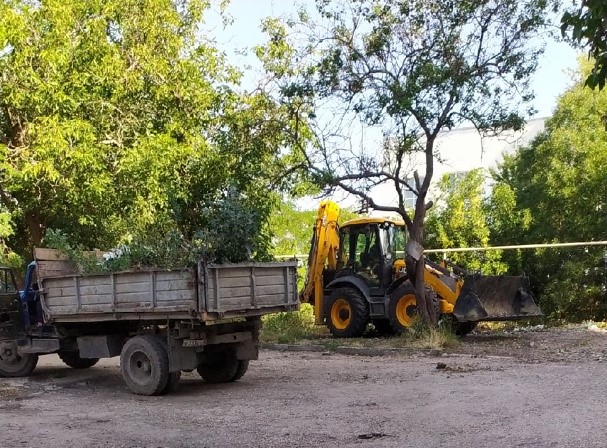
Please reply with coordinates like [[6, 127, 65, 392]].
[[368, 117, 546, 212]]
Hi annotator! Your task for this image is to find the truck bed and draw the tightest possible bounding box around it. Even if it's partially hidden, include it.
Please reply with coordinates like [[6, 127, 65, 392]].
[[35, 249, 298, 323]]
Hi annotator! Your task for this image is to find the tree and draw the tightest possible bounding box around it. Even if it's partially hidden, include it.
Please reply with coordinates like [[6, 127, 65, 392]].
[[269, 200, 358, 257], [0, 206, 21, 267], [0, 1, 304, 262], [490, 61, 607, 320], [261, 0, 556, 325], [562, 0, 607, 90], [425, 170, 507, 275]]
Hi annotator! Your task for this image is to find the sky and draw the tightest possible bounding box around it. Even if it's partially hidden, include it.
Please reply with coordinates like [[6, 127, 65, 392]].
[[203, 0, 580, 119]]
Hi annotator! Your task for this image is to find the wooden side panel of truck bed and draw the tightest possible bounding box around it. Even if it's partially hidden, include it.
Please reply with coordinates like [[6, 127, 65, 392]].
[[202, 263, 298, 314], [34, 249, 298, 323], [42, 269, 197, 317]]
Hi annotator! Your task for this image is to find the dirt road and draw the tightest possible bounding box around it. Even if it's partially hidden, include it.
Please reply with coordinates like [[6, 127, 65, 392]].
[[1, 326, 606, 448]]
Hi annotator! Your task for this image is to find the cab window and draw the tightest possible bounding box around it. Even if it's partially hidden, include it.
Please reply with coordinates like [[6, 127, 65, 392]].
[[387, 224, 407, 260], [0, 269, 16, 293], [337, 227, 350, 269]]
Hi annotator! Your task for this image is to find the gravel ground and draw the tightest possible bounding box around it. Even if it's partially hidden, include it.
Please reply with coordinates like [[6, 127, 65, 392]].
[[1, 326, 606, 448]]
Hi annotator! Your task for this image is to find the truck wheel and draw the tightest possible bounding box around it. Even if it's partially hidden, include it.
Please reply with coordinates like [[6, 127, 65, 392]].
[[163, 371, 182, 394], [120, 335, 169, 396], [197, 348, 239, 383], [231, 360, 249, 382], [324, 287, 369, 338], [155, 336, 181, 395], [388, 283, 419, 334], [0, 347, 38, 378], [58, 351, 99, 369]]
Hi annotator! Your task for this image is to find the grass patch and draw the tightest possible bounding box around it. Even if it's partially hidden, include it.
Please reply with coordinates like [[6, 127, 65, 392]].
[[384, 319, 460, 350], [261, 307, 460, 350], [407, 325, 460, 349], [260, 303, 327, 344]]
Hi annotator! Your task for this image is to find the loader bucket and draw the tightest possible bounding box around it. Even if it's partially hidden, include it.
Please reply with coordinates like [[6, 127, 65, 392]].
[[453, 274, 542, 322]]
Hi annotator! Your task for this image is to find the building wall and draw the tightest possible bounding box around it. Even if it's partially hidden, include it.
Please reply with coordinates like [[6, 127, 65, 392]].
[[368, 117, 546, 213]]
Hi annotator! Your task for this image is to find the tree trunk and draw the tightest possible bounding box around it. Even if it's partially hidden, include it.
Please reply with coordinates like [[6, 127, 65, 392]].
[[406, 137, 439, 327], [406, 226, 437, 327], [25, 211, 44, 251]]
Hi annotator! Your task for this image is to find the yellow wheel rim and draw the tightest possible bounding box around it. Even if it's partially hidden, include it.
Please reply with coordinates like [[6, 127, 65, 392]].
[[331, 298, 352, 330], [395, 293, 417, 327]]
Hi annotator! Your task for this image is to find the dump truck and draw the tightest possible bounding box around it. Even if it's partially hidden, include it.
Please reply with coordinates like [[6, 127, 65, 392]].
[[0, 248, 298, 395], [301, 200, 541, 337]]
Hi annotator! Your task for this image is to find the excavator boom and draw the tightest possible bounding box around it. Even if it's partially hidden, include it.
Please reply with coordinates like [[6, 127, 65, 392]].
[[300, 200, 341, 324]]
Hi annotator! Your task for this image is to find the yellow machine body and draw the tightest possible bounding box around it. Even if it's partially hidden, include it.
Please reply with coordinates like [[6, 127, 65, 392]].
[[300, 200, 541, 337]]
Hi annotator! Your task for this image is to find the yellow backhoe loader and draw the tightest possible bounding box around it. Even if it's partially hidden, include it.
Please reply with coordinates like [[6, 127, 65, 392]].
[[300, 200, 542, 337]]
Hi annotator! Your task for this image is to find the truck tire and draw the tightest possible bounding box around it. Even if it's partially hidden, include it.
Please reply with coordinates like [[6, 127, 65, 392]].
[[324, 287, 369, 338], [388, 283, 419, 334], [0, 349, 38, 378], [231, 360, 249, 382], [120, 335, 169, 396], [155, 335, 181, 395], [163, 371, 182, 394], [197, 348, 239, 383], [58, 351, 99, 369]]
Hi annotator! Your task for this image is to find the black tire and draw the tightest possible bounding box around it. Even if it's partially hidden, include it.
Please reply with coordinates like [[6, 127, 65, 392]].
[[197, 348, 239, 383], [156, 336, 181, 395], [452, 321, 478, 336], [426, 287, 440, 323], [0, 349, 38, 378], [58, 351, 99, 369], [372, 319, 395, 336], [120, 335, 169, 396], [324, 287, 369, 338], [388, 283, 419, 334], [231, 360, 249, 382], [162, 371, 182, 394]]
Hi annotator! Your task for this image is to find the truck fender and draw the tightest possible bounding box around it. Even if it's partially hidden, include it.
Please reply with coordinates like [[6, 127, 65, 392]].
[[325, 275, 372, 305]]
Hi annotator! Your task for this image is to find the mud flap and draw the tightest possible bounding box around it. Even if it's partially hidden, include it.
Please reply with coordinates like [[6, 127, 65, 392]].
[[453, 274, 542, 322]]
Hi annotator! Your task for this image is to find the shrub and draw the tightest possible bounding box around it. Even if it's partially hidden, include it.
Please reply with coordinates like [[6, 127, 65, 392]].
[[260, 303, 325, 343]]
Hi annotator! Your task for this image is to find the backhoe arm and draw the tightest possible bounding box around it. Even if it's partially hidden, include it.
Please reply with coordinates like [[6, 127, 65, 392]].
[[300, 200, 340, 324]]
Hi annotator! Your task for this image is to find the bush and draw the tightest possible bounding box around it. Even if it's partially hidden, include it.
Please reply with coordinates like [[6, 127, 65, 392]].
[[540, 258, 607, 322], [260, 303, 325, 343]]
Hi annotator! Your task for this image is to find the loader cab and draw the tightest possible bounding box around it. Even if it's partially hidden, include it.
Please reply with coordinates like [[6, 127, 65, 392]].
[[338, 217, 406, 290], [0, 267, 24, 340]]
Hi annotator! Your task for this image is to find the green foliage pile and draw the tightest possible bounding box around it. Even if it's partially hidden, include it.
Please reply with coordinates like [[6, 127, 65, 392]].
[[45, 190, 273, 272]]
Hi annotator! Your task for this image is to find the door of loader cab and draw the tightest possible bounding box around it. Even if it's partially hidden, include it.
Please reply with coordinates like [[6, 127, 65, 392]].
[[0, 268, 25, 340], [339, 224, 392, 291]]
